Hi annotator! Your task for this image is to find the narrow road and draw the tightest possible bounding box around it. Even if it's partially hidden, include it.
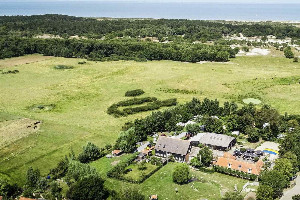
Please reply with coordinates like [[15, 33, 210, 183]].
[[280, 175, 300, 200]]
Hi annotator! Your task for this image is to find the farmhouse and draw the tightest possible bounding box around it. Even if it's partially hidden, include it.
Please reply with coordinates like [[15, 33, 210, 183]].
[[215, 153, 264, 175], [198, 133, 236, 151], [155, 136, 192, 162]]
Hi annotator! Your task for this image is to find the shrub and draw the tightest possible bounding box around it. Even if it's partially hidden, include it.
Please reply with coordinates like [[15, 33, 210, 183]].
[[112, 187, 146, 200], [213, 165, 257, 180], [293, 57, 299, 62], [125, 89, 145, 97], [77, 142, 105, 163], [240, 148, 246, 153], [293, 195, 300, 200], [78, 61, 86, 64], [172, 163, 191, 184], [66, 175, 108, 200], [222, 191, 243, 200], [1, 69, 19, 74], [54, 65, 74, 70], [107, 153, 138, 179], [284, 47, 294, 59]]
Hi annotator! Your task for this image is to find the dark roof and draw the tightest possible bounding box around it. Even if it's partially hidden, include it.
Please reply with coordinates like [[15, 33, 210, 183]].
[[199, 133, 236, 148], [155, 136, 191, 156]]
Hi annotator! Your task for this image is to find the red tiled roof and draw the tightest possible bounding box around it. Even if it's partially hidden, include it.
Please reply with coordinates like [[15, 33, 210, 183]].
[[0, 196, 3, 200], [215, 154, 263, 175], [151, 195, 158, 200], [20, 197, 37, 200], [112, 150, 121, 155]]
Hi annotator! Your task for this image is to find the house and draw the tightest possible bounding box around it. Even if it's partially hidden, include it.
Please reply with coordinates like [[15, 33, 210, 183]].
[[0, 196, 2, 200], [215, 153, 264, 175], [112, 150, 122, 156], [199, 133, 236, 151], [155, 136, 192, 162]]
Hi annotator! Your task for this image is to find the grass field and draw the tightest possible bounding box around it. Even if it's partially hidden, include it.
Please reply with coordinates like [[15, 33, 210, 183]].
[[0, 54, 299, 185], [102, 161, 248, 200], [91, 156, 249, 199]]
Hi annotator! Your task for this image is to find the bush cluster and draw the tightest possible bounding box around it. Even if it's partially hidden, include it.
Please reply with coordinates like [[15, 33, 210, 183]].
[[125, 89, 145, 97], [158, 88, 198, 94], [77, 142, 106, 163], [54, 65, 74, 70], [1, 69, 19, 74], [214, 165, 257, 180], [107, 97, 177, 117]]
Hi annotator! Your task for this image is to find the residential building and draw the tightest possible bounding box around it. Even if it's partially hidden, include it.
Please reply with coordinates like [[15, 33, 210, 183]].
[[214, 153, 264, 175], [155, 136, 192, 162]]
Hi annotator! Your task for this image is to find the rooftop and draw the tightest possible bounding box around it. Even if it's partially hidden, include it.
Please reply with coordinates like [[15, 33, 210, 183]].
[[199, 133, 236, 148], [155, 136, 191, 156]]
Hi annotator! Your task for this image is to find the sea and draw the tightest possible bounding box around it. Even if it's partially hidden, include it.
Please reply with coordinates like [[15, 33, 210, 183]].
[[0, 1, 300, 21]]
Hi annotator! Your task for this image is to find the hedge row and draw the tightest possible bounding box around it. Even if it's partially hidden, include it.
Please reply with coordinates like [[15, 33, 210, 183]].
[[214, 165, 258, 181], [158, 88, 198, 95], [107, 97, 177, 117], [121, 163, 164, 184], [125, 89, 145, 97], [107, 155, 165, 184], [1, 69, 19, 74], [107, 153, 138, 179]]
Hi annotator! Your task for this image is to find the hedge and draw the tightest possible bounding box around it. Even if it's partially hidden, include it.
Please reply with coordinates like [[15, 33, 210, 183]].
[[125, 89, 145, 97], [107, 153, 138, 179], [107, 155, 165, 184], [213, 165, 258, 180], [107, 97, 177, 117]]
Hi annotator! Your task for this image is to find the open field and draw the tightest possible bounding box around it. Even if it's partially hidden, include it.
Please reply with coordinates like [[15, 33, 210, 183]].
[[0, 54, 299, 184]]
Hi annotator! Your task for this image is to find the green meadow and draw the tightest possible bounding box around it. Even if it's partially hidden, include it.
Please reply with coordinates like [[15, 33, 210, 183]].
[[0, 54, 299, 185]]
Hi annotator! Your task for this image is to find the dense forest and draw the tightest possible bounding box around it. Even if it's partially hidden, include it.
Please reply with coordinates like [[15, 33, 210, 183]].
[[1, 15, 300, 41], [1, 15, 300, 62], [0, 37, 237, 62]]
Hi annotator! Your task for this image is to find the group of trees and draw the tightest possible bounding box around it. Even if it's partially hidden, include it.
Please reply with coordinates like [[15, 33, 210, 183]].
[[1, 15, 300, 41], [0, 36, 235, 62], [0, 142, 146, 200], [114, 98, 296, 154], [190, 146, 213, 168], [256, 128, 300, 200]]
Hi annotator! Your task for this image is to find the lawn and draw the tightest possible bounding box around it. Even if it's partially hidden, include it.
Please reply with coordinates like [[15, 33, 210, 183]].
[[123, 162, 158, 182], [103, 162, 248, 200], [0, 54, 299, 184]]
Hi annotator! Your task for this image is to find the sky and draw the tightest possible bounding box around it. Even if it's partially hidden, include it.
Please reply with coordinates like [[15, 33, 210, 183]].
[[1, 0, 300, 3]]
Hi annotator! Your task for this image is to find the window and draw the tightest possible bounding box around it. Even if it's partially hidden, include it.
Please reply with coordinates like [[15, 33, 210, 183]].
[[248, 168, 252, 173], [228, 163, 232, 168], [238, 164, 242, 168]]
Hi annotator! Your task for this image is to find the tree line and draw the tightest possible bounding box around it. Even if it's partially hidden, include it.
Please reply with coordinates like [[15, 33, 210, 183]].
[[1, 15, 300, 41], [114, 98, 299, 153], [0, 37, 236, 62]]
